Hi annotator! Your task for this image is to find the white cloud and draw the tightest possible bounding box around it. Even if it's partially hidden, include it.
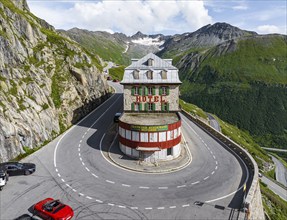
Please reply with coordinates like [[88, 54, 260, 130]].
[[27, 0, 212, 35], [232, 5, 248, 11], [257, 25, 280, 34]]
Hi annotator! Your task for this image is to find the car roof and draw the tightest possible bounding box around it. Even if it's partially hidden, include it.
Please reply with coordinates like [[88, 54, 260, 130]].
[[115, 112, 122, 116]]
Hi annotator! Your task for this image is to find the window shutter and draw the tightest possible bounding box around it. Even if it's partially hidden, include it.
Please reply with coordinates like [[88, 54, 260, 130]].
[[144, 103, 148, 111], [144, 87, 148, 96], [161, 103, 164, 111], [131, 87, 135, 96], [166, 87, 170, 95], [167, 103, 170, 112], [139, 103, 142, 111], [152, 103, 156, 111], [152, 87, 156, 95], [131, 103, 135, 111], [139, 87, 142, 95], [159, 87, 162, 95]]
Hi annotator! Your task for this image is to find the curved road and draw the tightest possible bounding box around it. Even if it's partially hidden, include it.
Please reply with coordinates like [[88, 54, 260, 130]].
[[0, 82, 248, 219]]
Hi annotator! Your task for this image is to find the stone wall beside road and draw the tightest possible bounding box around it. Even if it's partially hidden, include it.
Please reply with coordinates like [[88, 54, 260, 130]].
[[181, 109, 265, 220]]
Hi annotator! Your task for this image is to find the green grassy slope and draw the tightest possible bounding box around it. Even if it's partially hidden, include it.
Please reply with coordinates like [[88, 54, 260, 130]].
[[62, 30, 130, 65], [176, 35, 287, 150]]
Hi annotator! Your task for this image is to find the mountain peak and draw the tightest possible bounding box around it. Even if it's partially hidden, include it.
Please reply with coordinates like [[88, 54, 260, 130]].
[[132, 31, 147, 39], [196, 22, 257, 38]]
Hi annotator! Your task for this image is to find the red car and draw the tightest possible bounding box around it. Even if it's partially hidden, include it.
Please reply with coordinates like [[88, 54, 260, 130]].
[[33, 198, 74, 220]]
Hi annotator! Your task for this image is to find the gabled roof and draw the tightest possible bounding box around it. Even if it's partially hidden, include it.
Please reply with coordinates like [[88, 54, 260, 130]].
[[126, 53, 177, 70]]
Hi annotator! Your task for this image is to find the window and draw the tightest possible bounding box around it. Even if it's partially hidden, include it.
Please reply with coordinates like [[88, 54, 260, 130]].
[[147, 70, 153, 79], [159, 86, 169, 96], [161, 102, 169, 111], [148, 87, 153, 95], [148, 103, 153, 111], [132, 86, 143, 96], [133, 70, 139, 79], [147, 58, 154, 66], [134, 87, 139, 95], [150, 133, 157, 142], [162, 87, 167, 95], [167, 148, 172, 156], [134, 103, 139, 111], [161, 70, 167, 79]]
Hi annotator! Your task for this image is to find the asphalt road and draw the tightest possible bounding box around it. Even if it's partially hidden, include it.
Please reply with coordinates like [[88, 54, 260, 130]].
[[207, 114, 221, 132], [270, 155, 287, 187], [0, 82, 249, 220], [260, 176, 287, 201]]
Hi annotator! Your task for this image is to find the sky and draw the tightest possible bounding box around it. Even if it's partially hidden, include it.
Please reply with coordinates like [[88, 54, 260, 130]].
[[26, 0, 287, 36]]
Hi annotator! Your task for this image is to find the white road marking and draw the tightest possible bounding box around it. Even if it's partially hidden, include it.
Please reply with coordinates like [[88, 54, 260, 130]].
[[169, 206, 176, 209], [80, 157, 82, 161], [157, 207, 165, 210], [92, 173, 98, 178], [131, 207, 138, 210], [177, 185, 186, 188], [204, 143, 208, 147], [96, 199, 103, 203], [82, 135, 85, 139], [158, 187, 168, 189], [213, 155, 216, 159], [108, 203, 115, 206], [57, 173, 61, 177], [139, 186, 150, 189], [82, 162, 85, 166], [79, 153, 81, 157], [85, 167, 90, 172], [55, 168, 58, 172], [122, 184, 131, 187], [86, 196, 93, 200], [192, 181, 200, 185], [204, 176, 209, 180], [53, 92, 117, 169], [215, 166, 218, 170], [210, 151, 213, 154], [65, 184, 72, 188], [215, 161, 218, 165], [211, 171, 215, 175], [61, 178, 65, 182], [78, 144, 81, 148], [182, 204, 190, 207], [78, 148, 80, 152], [79, 140, 82, 143], [106, 180, 115, 184], [118, 205, 126, 208], [72, 189, 77, 192], [79, 193, 84, 196], [145, 207, 153, 210]]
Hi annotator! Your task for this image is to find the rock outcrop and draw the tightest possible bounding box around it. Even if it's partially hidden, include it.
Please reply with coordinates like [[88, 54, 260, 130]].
[[0, 0, 109, 162]]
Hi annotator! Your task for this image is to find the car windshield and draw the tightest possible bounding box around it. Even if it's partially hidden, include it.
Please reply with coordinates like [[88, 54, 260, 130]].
[[17, 163, 24, 169], [43, 200, 61, 212]]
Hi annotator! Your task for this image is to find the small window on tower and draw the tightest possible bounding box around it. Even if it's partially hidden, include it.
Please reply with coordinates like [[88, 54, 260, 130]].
[[147, 58, 154, 66], [133, 70, 139, 79], [147, 70, 153, 79], [161, 70, 167, 79]]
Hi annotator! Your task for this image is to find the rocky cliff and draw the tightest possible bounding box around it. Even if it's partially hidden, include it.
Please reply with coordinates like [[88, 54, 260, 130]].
[[0, 0, 109, 162]]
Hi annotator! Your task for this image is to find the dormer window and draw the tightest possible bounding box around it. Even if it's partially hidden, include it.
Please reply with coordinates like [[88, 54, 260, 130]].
[[161, 70, 167, 79], [146, 70, 153, 79], [147, 58, 154, 66], [133, 70, 139, 79]]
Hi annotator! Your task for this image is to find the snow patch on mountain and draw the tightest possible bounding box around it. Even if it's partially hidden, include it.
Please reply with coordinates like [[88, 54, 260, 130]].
[[131, 36, 164, 46], [123, 42, 129, 53]]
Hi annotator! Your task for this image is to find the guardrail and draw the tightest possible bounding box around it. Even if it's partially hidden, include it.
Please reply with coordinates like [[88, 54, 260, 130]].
[[181, 109, 263, 219]]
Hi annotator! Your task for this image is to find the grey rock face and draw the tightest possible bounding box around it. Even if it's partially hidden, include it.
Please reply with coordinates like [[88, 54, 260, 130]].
[[0, 0, 109, 162]]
